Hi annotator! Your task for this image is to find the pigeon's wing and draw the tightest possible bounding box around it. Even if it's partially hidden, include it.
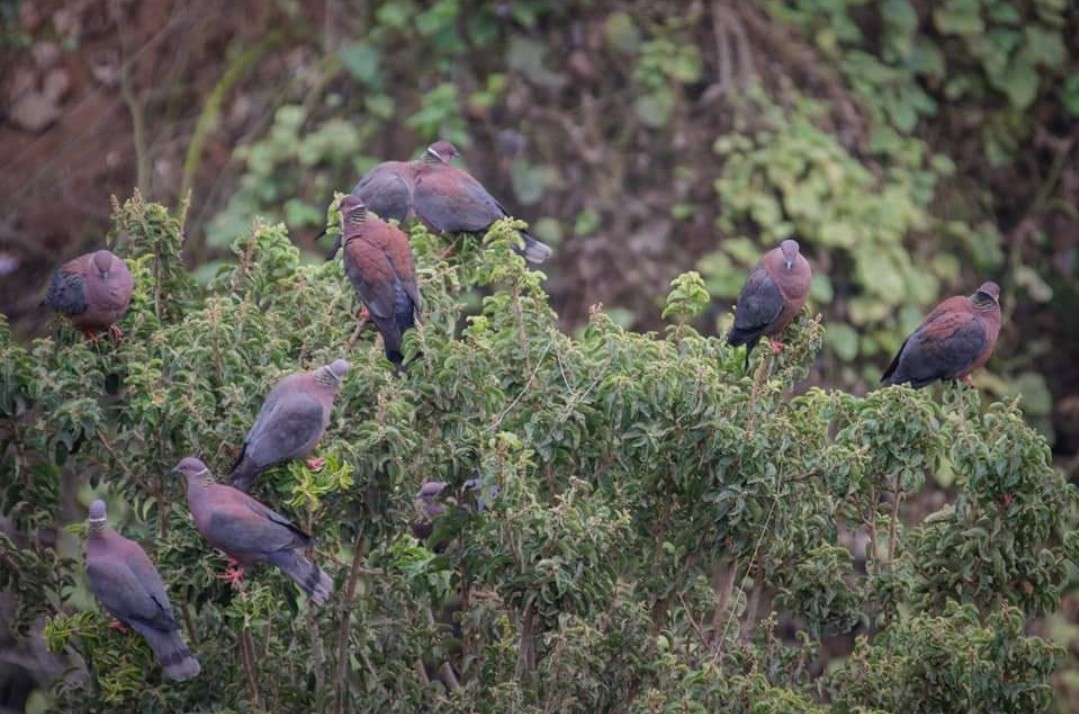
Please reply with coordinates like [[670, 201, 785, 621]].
[[352, 164, 414, 223], [244, 391, 326, 468], [87, 551, 178, 633], [205, 496, 311, 555], [414, 168, 504, 233], [45, 270, 88, 316], [728, 266, 784, 345]]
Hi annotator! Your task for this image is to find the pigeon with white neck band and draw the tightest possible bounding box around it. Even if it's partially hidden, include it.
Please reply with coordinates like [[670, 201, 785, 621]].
[[229, 359, 349, 492], [173, 458, 334, 605], [84, 499, 200, 681]]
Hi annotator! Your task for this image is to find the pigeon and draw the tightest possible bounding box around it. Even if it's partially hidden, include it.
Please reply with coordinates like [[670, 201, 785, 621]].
[[413, 140, 552, 264], [339, 195, 422, 372], [84, 499, 200, 681], [727, 239, 812, 368], [44, 249, 133, 342], [411, 479, 500, 544], [881, 281, 1001, 388], [172, 457, 334, 605], [229, 359, 349, 492], [350, 160, 418, 225], [411, 481, 450, 541], [324, 145, 452, 260]]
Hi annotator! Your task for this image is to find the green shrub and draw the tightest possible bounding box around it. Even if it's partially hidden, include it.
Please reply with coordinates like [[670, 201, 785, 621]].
[[2, 194, 1075, 712]]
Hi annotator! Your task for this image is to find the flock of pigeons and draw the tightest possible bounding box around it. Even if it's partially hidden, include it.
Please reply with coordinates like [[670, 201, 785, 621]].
[[42, 140, 1003, 683]]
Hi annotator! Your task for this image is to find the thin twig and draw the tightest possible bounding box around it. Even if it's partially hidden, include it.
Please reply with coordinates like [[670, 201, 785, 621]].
[[511, 285, 532, 374], [489, 340, 554, 432], [181, 602, 199, 645], [709, 558, 739, 651], [240, 624, 262, 709], [887, 471, 902, 568], [334, 535, 367, 713], [309, 607, 325, 698]]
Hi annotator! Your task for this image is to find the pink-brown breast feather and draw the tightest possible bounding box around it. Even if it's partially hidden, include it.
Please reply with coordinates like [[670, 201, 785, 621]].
[[74, 253, 134, 329], [965, 303, 1001, 375], [763, 250, 812, 336], [910, 301, 997, 377]]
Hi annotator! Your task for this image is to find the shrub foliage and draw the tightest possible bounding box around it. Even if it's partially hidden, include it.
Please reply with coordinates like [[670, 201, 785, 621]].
[[1, 194, 1076, 712]]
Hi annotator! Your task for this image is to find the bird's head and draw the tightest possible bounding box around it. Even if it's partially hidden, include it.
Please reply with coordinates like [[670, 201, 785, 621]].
[[88, 499, 108, 532], [316, 358, 350, 386], [779, 239, 801, 271], [92, 250, 114, 279], [973, 281, 1001, 311], [170, 456, 211, 481], [425, 140, 459, 164], [415, 481, 449, 505], [340, 196, 367, 227]]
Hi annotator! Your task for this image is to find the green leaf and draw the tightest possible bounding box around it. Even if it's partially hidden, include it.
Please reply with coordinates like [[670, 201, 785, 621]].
[[933, 0, 985, 35], [634, 90, 673, 128], [826, 323, 860, 361], [337, 42, 382, 88]]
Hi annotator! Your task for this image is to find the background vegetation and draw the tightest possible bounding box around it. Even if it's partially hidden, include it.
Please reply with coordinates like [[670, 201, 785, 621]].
[[1, 0, 1078, 710]]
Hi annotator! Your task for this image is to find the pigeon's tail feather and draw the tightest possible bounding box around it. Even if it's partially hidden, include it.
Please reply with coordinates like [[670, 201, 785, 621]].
[[324, 232, 341, 261], [229, 453, 261, 493], [518, 231, 552, 264], [726, 324, 763, 348], [726, 330, 762, 372], [141, 628, 200, 681], [268, 549, 333, 606]]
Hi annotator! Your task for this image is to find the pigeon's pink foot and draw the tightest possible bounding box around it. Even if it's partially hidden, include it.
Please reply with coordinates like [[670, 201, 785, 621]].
[[306, 456, 326, 471], [107, 619, 128, 632], [959, 374, 975, 387], [768, 338, 786, 354], [82, 327, 105, 345], [107, 324, 124, 344], [357, 306, 370, 322], [217, 557, 246, 587], [1001, 493, 1015, 507], [218, 565, 246, 586]]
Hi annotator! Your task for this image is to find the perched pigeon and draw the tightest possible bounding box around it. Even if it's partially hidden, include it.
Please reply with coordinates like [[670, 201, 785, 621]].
[[340, 195, 422, 372], [882, 281, 1001, 388], [413, 140, 552, 264], [84, 500, 200, 681], [411, 481, 450, 541], [350, 160, 419, 225], [411, 479, 500, 544], [173, 457, 333, 605], [324, 146, 452, 260], [727, 239, 812, 368], [44, 249, 133, 342], [229, 359, 349, 492]]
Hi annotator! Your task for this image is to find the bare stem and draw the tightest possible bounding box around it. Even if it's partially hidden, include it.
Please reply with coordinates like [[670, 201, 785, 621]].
[[334, 535, 368, 713], [181, 602, 198, 645], [740, 575, 763, 641], [515, 604, 537, 678], [240, 625, 262, 709], [511, 285, 532, 374], [709, 558, 739, 653], [887, 471, 902, 568]]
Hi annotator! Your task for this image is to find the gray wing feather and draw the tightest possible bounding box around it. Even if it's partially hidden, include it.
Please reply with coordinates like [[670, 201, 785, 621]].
[[46, 271, 88, 316], [415, 175, 503, 233], [244, 391, 325, 468], [352, 169, 412, 223], [733, 267, 784, 333], [208, 505, 309, 555], [87, 557, 178, 632]]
